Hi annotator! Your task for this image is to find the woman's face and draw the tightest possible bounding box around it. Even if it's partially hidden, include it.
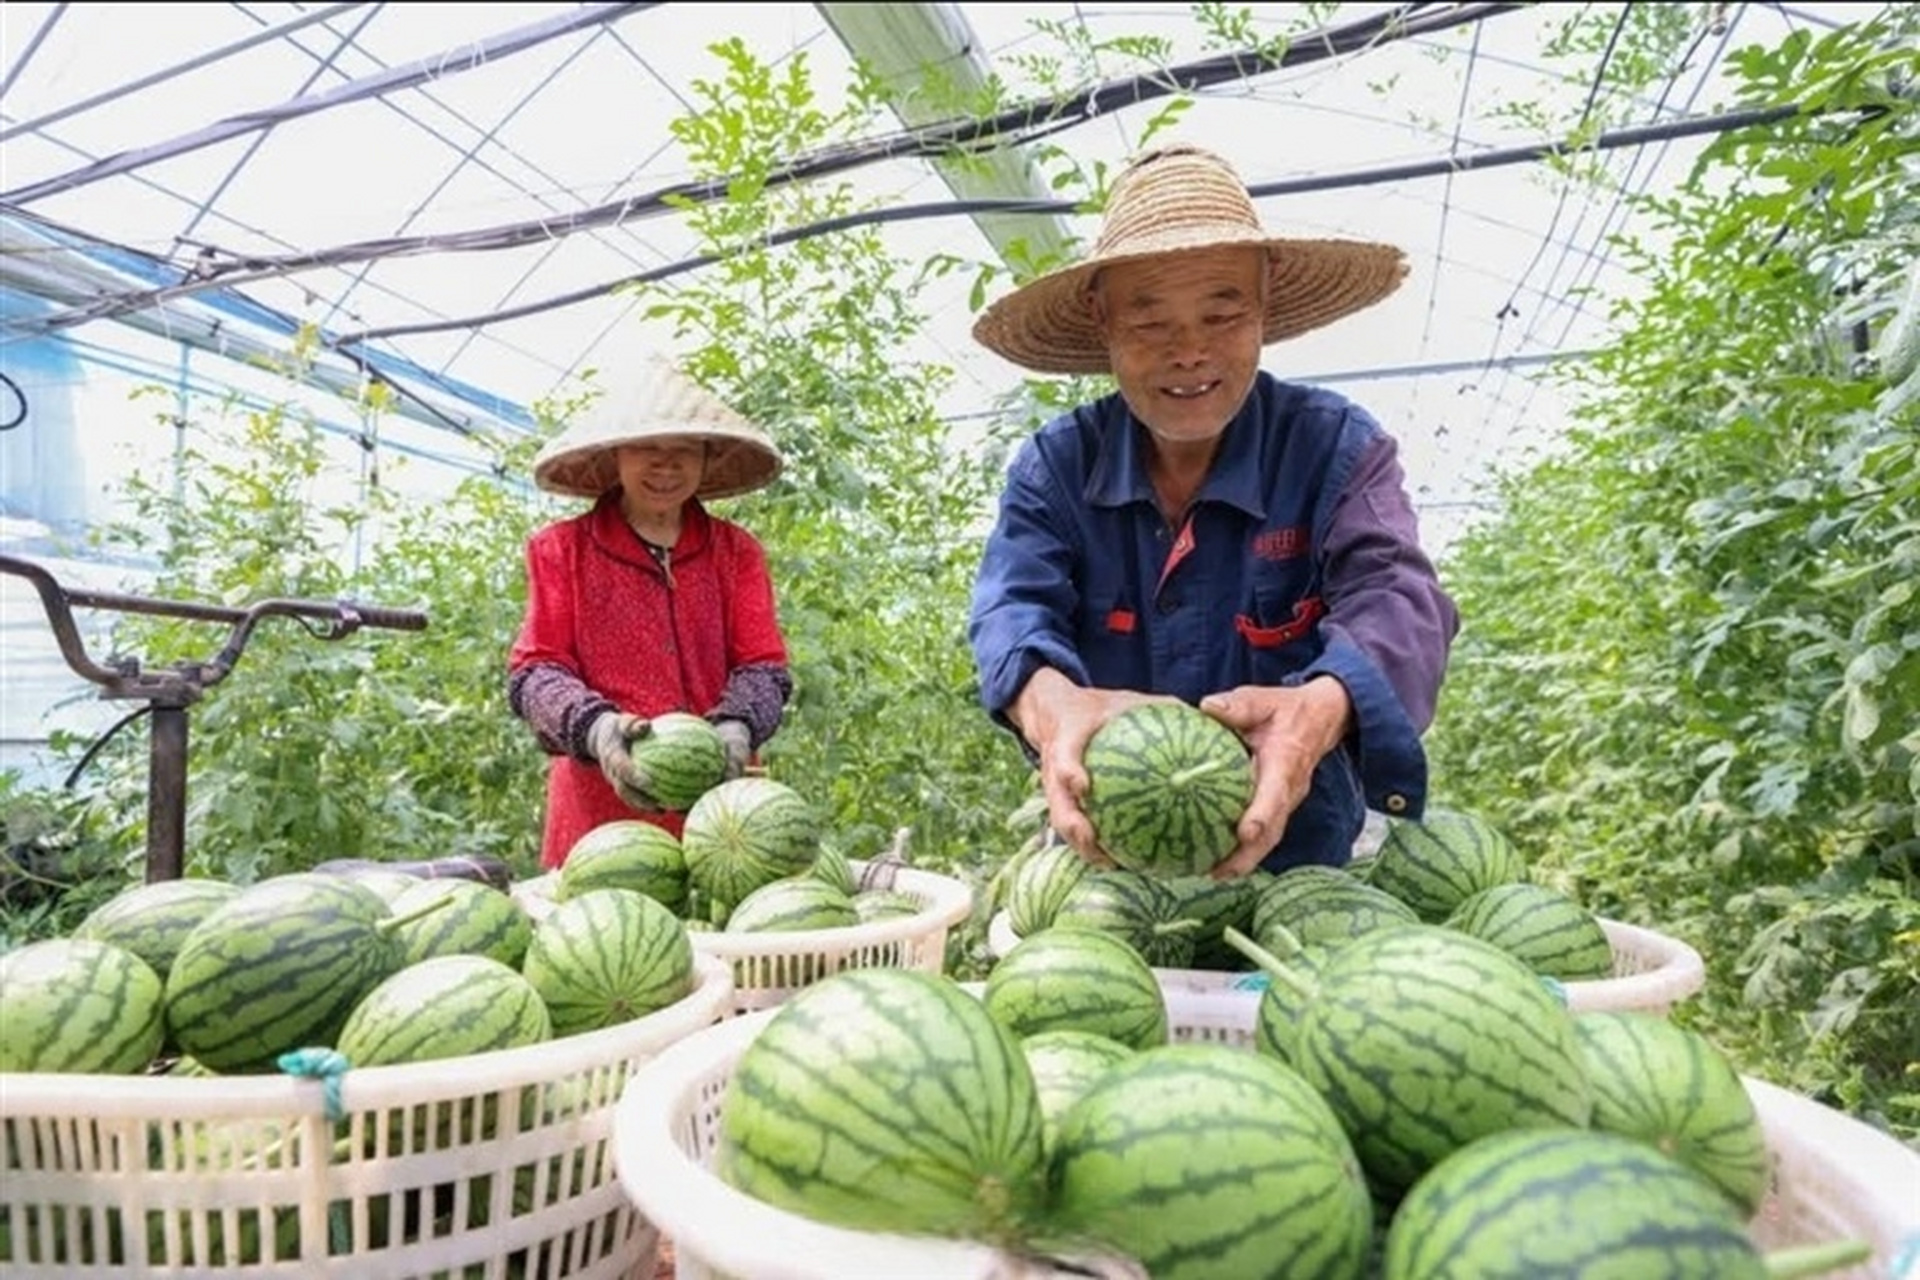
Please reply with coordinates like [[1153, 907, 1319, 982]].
[[615, 438, 707, 519]]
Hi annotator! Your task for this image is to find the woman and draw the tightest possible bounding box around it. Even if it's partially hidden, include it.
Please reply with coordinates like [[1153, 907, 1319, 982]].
[[507, 356, 792, 869]]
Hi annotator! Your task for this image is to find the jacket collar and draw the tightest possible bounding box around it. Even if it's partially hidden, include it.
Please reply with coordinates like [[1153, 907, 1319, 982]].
[[1085, 371, 1273, 520], [587, 491, 712, 567]]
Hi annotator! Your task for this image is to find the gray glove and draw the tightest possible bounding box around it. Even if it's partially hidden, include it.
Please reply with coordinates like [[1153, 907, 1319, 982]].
[[586, 712, 664, 812], [713, 719, 753, 780]]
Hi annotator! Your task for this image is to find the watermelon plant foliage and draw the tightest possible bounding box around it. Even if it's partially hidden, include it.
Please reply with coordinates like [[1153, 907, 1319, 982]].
[[1426, 13, 1920, 1138]]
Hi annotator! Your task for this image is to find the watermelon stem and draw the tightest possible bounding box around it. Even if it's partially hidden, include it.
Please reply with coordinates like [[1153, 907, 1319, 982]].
[[1167, 758, 1231, 789], [1151, 918, 1203, 937], [375, 891, 457, 935], [1762, 1240, 1873, 1279], [1222, 926, 1319, 1001]]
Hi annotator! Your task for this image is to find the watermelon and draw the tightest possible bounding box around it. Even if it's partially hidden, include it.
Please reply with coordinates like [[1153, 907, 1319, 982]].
[[1081, 701, 1254, 876], [724, 877, 858, 933], [1005, 841, 1091, 937], [521, 887, 694, 1036], [73, 877, 240, 981], [164, 873, 418, 1073], [1020, 1029, 1135, 1151], [1366, 808, 1528, 923], [1445, 883, 1613, 981], [982, 928, 1168, 1050], [681, 776, 822, 916], [629, 712, 730, 810], [389, 877, 535, 969], [810, 842, 857, 895], [336, 955, 551, 1067], [1252, 870, 1419, 952], [0, 938, 165, 1074], [853, 888, 924, 923], [1249, 865, 1369, 938], [1165, 871, 1267, 970], [1050, 1044, 1373, 1280], [716, 968, 1048, 1243], [1051, 869, 1201, 967], [1575, 1011, 1773, 1214], [1227, 923, 1592, 1198], [1381, 1128, 1867, 1279], [558, 819, 689, 915]]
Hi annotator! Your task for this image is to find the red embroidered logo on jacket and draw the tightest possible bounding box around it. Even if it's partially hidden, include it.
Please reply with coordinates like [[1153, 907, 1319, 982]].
[[1251, 527, 1308, 561]]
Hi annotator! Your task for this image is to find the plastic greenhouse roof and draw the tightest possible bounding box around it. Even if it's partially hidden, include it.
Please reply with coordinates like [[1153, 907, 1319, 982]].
[[0, 1, 1888, 558]]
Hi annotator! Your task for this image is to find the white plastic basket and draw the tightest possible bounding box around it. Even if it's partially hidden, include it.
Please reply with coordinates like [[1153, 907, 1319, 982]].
[[518, 861, 976, 1014], [986, 910, 1708, 1016], [612, 980, 1920, 1280], [0, 953, 734, 1279]]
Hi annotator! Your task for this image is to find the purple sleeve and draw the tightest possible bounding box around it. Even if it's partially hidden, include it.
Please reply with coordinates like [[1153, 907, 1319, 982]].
[[1318, 431, 1460, 732], [508, 663, 616, 762], [707, 662, 793, 748]]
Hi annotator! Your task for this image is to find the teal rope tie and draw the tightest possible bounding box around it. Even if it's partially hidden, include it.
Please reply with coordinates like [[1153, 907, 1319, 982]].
[[276, 1047, 354, 1256], [1890, 1232, 1918, 1280], [278, 1047, 351, 1121], [1230, 972, 1272, 993]]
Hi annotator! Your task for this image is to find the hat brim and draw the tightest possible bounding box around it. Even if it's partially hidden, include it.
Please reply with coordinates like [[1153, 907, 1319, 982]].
[[531, 430, 783, 501], [972, 232, 1409, 375]]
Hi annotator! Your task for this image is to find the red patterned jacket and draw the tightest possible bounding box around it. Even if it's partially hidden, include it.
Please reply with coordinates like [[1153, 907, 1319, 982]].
[[508, 492, 791, 868]]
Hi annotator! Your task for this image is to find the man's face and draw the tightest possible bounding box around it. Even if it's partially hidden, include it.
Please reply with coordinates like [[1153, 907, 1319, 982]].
[[1091, 245, 1267, 447]]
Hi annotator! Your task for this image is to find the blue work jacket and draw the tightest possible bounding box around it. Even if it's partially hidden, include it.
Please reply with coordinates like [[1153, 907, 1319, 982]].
[[970, 372, 1459, 871]]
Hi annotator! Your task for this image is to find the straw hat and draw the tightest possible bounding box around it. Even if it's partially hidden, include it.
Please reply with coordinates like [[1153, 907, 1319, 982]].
[[532, 357, 782, 501], [972, 145, 1409, 375]]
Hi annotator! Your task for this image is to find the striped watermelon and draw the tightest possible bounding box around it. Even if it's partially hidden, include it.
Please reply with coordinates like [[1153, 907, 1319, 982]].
[[982, 928, 1168, 1050], [1252, 869, 1419, 952], [1228, 922, 1592, 1198], [1445, 882, 1613, 981], [716, 968, 1048, 1243], [681, 776, 822, 917], [1081, 702, 1254, 876], [1020, 1029, 1135, 1151], [629, 712, 729, 810], [1165, 871, 1267, 970], [1052, 869, 1201, 967], [1005, 841, 1091, 937], [0, 938, 165, 1074], [335, 955, 551, 1067], [1252, 944, 1332, 1067], [389, 877, 535, 969], [1249, 865, 1369, 938], [853, 888, 924, 923], [558, 818, 689, 915], [1575, 1011, 1773, 1214], [1381, 1128, 1853, 1279], [810, 842, 857, 895], [1050, 1044, 1373, 1280], [520, 887, 694, 1036], [1367, 808, 1528, 923], [73, 877, 240, 981], [164, 873, 413, 1073], [724, 877, 858, 932]]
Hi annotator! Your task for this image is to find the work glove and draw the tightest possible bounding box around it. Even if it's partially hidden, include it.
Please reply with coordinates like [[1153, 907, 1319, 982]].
[[586, 712, 664, 812], [713, 719, 753, 780]]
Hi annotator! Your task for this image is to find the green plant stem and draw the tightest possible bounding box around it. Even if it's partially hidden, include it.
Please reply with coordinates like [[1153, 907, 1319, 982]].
[[1763, 1239, 1873, 1279], [1222, 925, 1318, 1000]]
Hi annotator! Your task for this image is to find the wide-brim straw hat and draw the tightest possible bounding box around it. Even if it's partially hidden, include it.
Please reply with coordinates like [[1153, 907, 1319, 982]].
[[532, 357, 782, 501], [973, 145, 1409, 375]]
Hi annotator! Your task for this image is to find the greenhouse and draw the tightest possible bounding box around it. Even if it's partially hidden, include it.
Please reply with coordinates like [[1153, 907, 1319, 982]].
[[1, 2, 1915, 1277]]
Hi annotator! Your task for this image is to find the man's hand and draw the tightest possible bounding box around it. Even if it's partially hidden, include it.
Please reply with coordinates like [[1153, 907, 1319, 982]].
[[586, 712, 664, 812], [713, 719, 753, 780], [1009, 668, 1179, 868], [1199, 677, 1354, 879]]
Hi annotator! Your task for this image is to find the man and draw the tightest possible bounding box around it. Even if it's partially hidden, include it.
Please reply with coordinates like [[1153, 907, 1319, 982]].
[[968, 144, 1460, 879]]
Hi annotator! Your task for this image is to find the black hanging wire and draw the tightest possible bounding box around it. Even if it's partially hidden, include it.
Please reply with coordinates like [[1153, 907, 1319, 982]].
[[0, 370, 25, 430]]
